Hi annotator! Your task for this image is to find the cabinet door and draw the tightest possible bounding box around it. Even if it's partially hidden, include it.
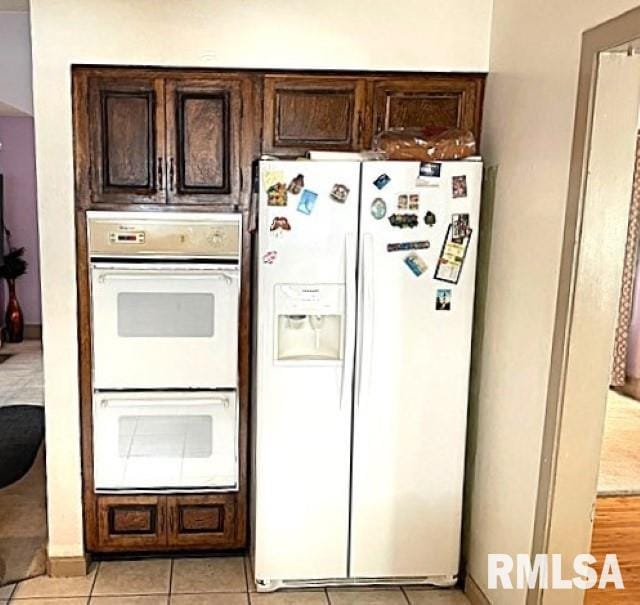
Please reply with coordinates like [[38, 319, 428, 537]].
[[263, 76, 366, 156], [167, 495, 237, 548], [96, 495, 167, 550], [88, 77, 166, 204], [165, 77, 246, 207], [371, 76, 484, 143]]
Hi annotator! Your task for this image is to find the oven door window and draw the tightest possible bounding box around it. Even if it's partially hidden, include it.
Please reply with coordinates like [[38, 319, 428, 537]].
[[93, 392, 238, 491], [90, 264, 239, 390], [117, 292, 215, 338]]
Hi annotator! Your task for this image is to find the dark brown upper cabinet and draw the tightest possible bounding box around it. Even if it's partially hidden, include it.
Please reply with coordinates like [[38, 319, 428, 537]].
[[88, 76, 166, 205], [165, 77, 245, 206], [80, 71, 255, 208], [370, 76, 484, 143], [262, 76, 366, 156]]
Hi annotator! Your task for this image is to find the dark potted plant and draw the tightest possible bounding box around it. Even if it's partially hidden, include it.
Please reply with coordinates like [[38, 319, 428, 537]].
[[0, 246, 27, 343]]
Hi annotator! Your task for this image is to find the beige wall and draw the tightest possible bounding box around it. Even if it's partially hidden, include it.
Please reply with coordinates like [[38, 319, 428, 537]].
[[29, 0, 493, 559], [0, 10, 32, 115], [468, 3, 640, 604]]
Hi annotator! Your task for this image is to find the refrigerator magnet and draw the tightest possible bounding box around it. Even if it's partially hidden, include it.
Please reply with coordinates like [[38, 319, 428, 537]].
[[262, 170, 285, 190], [267, 183, 288, 206], [452, 175, 468, 198], [373, 173, 391, 189], [434, 224, 472, 284], [287, 174, 305, 195], [424, 211, 436, 227], [404, 252, 428, 277], [451, 213, 471, 243], [270, 216, 291, 237], [436, 289, 452, 310], [408, 194, 420, 210], [397, 194, 408, 210], [388, 213, 418, 228], [262, 250, 278, 264], [418, 162, 442, 178], [371, 198, 387, 220], [297, 189, 318, 215], [329, 183, 350, 203], [387, 240, 430, 252]]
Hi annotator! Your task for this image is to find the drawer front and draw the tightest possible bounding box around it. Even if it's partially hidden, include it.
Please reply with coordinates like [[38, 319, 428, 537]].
[[167, 495, 237, 548], [97, 496, 166, 549]]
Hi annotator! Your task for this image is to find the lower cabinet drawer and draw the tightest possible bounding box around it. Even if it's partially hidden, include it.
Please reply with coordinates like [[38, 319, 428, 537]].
[[167, 495, 236, 547], [97, 495, 167, 549]]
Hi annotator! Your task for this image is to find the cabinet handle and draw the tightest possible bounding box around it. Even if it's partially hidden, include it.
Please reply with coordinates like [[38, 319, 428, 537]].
[[168, 508, 175, 534], [169, 157, 176, 192], [356, 110, 363, 146], [157, 157, 164, 190]]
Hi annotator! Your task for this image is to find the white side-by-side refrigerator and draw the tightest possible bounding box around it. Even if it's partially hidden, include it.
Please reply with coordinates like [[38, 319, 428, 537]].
[[253, 158, 482, 590]]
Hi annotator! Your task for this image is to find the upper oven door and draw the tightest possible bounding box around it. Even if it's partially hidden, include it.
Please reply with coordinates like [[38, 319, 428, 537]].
[[90, 262, 239, 389]]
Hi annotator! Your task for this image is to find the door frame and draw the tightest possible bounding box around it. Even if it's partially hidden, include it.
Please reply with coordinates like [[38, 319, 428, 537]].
[[528, 7, 640, 605]]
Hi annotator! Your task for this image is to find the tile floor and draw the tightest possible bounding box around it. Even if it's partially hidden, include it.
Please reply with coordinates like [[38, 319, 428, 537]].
[[0, 557, 470, 604], [0, 340, 43, 408]]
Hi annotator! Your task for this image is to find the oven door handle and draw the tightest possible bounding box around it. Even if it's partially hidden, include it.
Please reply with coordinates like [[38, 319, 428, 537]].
[[95, 270, 236, 285], [98, 396, 231, 408]]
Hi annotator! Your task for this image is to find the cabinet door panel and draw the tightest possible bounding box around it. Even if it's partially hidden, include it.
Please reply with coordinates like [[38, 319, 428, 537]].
[[371, 77, 484, 143], [166, 77, 246, 206], [167, 494, 236, 548], [96, 495, 166, 550], [263, 76, 366, 155], [88, 77, 166, 204]]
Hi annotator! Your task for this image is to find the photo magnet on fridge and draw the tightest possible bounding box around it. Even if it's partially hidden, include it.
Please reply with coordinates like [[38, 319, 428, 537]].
[[267, 182, 288, 206], [297, 189, 318, 215], [387, 241, 430, 252], [287, 174, 305, 195], [329, 183, 350, 203], [397, 194, 408, 210], [418, 162, 442, 178], [451, 213, 471, 243], [373, 173, 391, 189], [262, 170, 285, 190], [404, 252, 428, 277], [270, 216, 291, 237], [388, 213, 419, 229], [408, 194, 420, 210], [371, 198, 387, 220], [436, 289, 452, 310], [452, 175, 468, 199]]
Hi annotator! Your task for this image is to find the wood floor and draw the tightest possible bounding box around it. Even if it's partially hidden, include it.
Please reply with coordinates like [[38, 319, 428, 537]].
[[586, 496, 640, 603]]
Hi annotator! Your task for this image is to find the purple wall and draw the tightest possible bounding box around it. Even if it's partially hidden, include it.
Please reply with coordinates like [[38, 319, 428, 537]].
[[0, 116, 41, 327]]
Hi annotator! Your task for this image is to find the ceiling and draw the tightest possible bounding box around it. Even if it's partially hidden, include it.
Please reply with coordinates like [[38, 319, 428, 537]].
[[0, 0, 28, 12]]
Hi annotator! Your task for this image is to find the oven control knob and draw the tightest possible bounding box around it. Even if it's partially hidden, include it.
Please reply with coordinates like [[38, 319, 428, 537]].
[[207, 229, 224, 246]]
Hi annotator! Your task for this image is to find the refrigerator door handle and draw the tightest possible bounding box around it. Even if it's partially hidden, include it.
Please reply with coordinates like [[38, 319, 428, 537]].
[[356, 233, 374, 408], [340, 231, 357, 411]]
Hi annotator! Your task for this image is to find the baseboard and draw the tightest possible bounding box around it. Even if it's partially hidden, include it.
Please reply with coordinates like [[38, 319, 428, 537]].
[[46, 554, 91, 577], [24, 324, 42, 340], [466, 573, 492, 605]]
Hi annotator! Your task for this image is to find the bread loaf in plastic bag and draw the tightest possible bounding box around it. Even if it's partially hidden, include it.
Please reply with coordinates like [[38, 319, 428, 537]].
[[373, 127, 476, 161]]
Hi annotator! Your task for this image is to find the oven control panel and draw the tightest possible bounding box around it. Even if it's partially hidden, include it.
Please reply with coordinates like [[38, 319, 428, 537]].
[[87, 212, 242, 259]]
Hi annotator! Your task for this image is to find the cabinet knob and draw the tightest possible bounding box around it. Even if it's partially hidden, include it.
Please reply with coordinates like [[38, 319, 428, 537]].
[[169, 158, 176, 192]]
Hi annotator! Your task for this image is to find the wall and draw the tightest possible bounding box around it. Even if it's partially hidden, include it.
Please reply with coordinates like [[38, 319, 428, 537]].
[[0, 117, 41, 328], [0, 11, 33, 116], [28, 0, 493, 559], [467, 3, 640, 605]]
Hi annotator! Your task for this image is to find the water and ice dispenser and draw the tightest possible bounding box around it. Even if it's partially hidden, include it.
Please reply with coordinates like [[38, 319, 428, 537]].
[[274, 284, 344, 362]]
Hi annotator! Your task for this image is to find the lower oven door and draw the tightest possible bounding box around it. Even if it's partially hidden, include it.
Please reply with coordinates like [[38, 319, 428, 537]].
[[90, 262, 239, 390], [93, 390, 238, 491]]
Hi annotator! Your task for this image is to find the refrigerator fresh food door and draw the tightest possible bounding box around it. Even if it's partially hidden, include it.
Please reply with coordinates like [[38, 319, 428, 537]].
[[350, 160, 483, 579], [254, 160, 361, 585]]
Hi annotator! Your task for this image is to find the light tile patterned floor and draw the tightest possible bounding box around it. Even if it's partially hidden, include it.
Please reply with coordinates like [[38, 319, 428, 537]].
[[0, 557, 470, 604], [0, 340, 43, 408]]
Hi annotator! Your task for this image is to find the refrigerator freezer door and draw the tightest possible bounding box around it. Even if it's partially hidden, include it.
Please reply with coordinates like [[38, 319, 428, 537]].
[[350, 160, 483, 579], [253, 160, 361, 585]]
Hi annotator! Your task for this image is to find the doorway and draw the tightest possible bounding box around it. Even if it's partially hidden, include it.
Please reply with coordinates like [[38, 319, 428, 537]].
[[528, 8, 640, 605]]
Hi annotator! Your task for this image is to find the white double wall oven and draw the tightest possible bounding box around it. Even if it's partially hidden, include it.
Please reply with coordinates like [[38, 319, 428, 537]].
[[87, 211, 242, 493]]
